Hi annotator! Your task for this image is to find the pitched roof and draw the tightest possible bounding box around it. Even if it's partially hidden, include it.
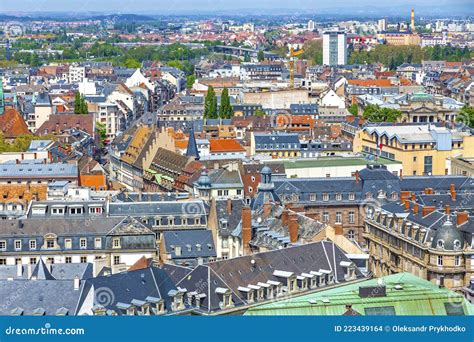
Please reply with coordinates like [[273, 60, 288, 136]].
[[0, 107, 30, 138], [36, 114, 95, 137], [209, 139, 245, 153]]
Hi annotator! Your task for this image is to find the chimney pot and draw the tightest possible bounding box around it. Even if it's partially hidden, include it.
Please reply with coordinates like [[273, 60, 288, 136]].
[[17, 263, 23, 277], [456, 211, 468, 226], [413, 204, 419, 215], [422, 206, 435, 217], [226, 198, 233, 215], [355, 170, 360, 184], [334, 222, 343, 235], [445, 205, 451, 215], [288, 212, 299, 243]]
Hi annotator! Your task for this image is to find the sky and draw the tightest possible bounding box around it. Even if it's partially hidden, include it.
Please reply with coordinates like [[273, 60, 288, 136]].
[[0, 0, 472, 15]]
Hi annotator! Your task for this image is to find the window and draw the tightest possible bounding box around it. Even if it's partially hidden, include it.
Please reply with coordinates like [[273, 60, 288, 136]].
[[65, 257, 72, 264], [322, 193, 329, 201], [80, 256, 87, 263], [455, 255, 461, 267], [348, 212, 355, 224], [113, 256, 120, 265], [113, 238, 121, 248], [349, 193, 355, 201], [309, 194, 316, 202], [46, 239, 55, 249], [322, 212, 329, 223], [95, 238, 102, 249], [424, 156, 433, 175], [30, 257, 37, 264], [0, 258, 6, 265], [29, 240, 37, 250], [65, 239, 72, 249], [80, 238, 87, 249], [336, 212, 342, 223], [0, 240, 6, 250], [348, 230, 355, 240], [364, 306, 396, 315], [437, 255, 443, 266], [336, 193, 342, 201]]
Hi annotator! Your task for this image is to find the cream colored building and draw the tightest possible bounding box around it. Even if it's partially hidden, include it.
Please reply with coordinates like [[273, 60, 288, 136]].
[[354, 124, 474, 176]]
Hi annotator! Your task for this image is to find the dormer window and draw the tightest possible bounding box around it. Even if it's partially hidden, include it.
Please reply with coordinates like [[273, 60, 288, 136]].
[[453, 240, 461, 250], [113, 238, 121, 248], [79, 238, 87, 249], [322, 193, 329, 201], [437, 240, 444, 249], [336, 193, 342, 201], [29, 240, 37, 250]]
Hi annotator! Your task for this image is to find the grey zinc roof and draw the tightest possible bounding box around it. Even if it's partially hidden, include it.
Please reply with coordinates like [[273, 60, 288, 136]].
[[0, 163, 77, 178], [0, 263, 93, 280]]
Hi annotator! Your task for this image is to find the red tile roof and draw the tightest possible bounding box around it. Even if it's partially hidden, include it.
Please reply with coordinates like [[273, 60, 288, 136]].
[[36, 114, 95, 137], [209, 139, 245, 153], [0, 107, 30, 138]]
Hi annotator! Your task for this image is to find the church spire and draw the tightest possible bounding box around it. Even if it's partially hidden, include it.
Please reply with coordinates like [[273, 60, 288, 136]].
[[185, 123, 200, 160]]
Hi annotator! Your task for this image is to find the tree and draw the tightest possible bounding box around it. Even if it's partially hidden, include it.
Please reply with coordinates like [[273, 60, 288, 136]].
[[362, 105, 401, 123], [456, 105, 474, 128], [348, 103, 359, 116], [219, 88, 233, 119], [244, 53, 251, 63], [74, 91, 88, 114], [257, 50, 265, 62], [186, 75, 196, 89], [124, 58, 141, 68], [254, 108, 266, 117], [204, 86, 218, 119], [96, 122, 107, 143], [301, 39, 323, 65]]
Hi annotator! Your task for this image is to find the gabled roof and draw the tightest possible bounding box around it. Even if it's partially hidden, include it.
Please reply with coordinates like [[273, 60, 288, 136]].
[[0, 107, 29, 138]]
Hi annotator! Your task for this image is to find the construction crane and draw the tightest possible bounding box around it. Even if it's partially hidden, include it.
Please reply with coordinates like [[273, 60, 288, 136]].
[[289, 47, 304, 88]]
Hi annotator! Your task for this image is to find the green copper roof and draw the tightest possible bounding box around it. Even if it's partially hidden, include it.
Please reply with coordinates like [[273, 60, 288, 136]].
[[245, 273, 474, 316], [276, 157, 401, 170]]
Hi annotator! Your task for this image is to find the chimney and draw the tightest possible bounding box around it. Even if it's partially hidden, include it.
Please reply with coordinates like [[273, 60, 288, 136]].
[[281, 209, 289, 226], [74, 275, 80, 290], [17, 263, 23, 277], [411, 192, 416, 201], [422, 206, 436, 217], [288, 212, 299, 243], [242, 206, 252, 254], [399, 169, 403, 180], [445, 205, 451, 215], [46, 259, 52, 273], [456, 211, 469, 226], [400, 191, 410, 205], [355, 170, 360, 184], [263, 202, 272, 218], [413, 204, 419, 215], [226, 198, 233, 215], [450, 184, 456, 201], [334, 222, 343, 235], [404, 200, 410, 211]]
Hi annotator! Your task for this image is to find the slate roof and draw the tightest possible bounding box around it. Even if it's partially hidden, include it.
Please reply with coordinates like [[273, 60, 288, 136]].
[[162, 230, 217, 259], [177, 241, 365, 314], [208, 168, 243, 188], [81, 266, 184, 314], [0, 279, 85, 316]]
